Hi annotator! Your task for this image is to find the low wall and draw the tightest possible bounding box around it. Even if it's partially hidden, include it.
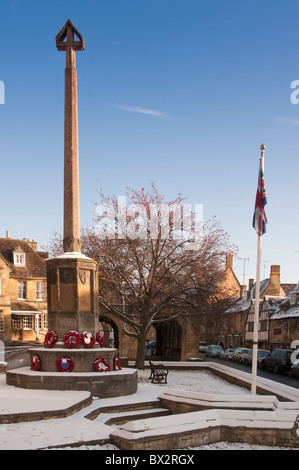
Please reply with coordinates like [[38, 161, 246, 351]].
[[6, 367, 138, 398]]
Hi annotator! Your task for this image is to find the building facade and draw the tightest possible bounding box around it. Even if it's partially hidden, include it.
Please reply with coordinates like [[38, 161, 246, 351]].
[[0, 234, 48, 344], [98, 255, 243, 361], [223, 265, 295, 350]]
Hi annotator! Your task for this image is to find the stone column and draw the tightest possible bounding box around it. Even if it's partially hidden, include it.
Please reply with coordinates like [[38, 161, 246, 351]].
[[46, 20, 99, 338], [56, 19, 85, 253]]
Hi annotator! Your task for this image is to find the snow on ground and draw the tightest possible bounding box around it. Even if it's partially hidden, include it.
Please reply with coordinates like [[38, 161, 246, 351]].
[[0, 369, 297, 450], [137, 368, 251, 395]]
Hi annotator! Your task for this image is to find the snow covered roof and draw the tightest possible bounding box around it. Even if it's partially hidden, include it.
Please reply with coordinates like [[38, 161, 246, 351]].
[[268, 282, 299, 320], [224, 296, 252, 314]]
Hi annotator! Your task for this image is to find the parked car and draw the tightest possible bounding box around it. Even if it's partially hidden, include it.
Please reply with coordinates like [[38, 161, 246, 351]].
[[289, 359, 299, 378], [243, 349, 252, 366], [233, 347, 251, 363], [243, 349, 271, 367], [261, 349, 293, 374], [219, 348, 235, 361], [257, 349, 271, 368], [198, 342, 207, 354], [206, 345, 224, 358]]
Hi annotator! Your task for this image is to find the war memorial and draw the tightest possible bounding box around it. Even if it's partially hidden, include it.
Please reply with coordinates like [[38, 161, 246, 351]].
[[6, 20, 137, 398]]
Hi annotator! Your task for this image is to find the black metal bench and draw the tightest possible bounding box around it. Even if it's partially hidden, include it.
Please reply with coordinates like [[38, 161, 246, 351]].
[[148, 360, 169, 384]]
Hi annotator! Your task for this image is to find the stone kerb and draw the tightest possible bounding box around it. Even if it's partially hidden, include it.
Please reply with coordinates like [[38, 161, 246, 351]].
[[110, 408, 299, 450]]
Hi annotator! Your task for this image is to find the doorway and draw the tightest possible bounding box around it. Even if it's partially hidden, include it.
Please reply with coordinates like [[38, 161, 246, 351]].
[[154, 319, 182, 360]]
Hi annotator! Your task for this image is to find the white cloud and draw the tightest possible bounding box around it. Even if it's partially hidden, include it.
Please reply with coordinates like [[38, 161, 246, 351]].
[[275, 117, 299, 125], [114, 104, 170, 118]]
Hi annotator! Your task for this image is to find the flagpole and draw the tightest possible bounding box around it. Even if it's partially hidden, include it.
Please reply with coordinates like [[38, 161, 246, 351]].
[[251, 143, 266, 395]]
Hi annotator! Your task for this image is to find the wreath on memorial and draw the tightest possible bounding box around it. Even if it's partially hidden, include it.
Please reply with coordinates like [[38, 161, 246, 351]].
[[44, 330, 58, 348], [114, 356, 122, 370], [56, 356, 74, 372], [96, 331, 105, 348], [63, 330, 81, 348], [93, 357, 110, 372], [81, 331, 95, 349], [31, 354, 41, 371]]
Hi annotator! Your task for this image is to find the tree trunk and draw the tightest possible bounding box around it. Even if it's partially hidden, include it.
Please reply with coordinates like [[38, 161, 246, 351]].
[[135, 327, 147, 369]]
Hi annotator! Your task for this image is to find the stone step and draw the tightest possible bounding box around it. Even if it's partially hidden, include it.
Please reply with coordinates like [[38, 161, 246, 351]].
[[85, 400, 163, 420], [104, 407, 171, 426]]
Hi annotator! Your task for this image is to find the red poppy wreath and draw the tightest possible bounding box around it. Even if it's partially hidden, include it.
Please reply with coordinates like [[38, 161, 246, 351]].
[[56, 356, 74, 372], [114, 356, 122, 370], [44, 330, 58, 348], [31, 354, 41, 371], [63, 331, 81, 349], [96, 331, 105, 348], [81, 331, 95, 349], [93, 357, 110, 372]]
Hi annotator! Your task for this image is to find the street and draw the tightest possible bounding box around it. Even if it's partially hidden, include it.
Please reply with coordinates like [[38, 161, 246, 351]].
[[208, 357, 299, 390]]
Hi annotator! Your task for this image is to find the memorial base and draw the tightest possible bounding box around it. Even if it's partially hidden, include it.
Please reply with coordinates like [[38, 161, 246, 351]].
[[6, 367, 138, 398], [6, 344, 138, 398]]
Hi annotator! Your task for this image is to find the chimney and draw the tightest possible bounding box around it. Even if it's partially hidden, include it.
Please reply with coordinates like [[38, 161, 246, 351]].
[[28, 239, 38, 251], [226, 254, 233, 270], [266, 265, 281, 296], [240, 285, 246, 297], [249, 279, 254, 290], [270, 265, 280, 282], [6, 231, 10, 238]]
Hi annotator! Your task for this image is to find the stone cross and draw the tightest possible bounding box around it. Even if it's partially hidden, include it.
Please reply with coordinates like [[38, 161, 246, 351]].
[[56, 20, 85, 253]]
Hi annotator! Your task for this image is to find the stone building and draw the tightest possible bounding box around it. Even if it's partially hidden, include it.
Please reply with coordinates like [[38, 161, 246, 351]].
[[266, 283, 299, 350], [98, 255, 243, 361], [0, 233, 48, 344], [223, 265, 294, 350]]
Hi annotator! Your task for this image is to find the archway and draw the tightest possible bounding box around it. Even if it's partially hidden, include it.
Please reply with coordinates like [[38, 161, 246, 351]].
[[154, 319, 182, 361], [97, 315, 119, 349]]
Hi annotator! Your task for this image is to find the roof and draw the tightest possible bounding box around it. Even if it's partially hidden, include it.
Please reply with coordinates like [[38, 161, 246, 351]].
[[268, 282, 299, 320], [0, 238, 47, 278], [251, 278, 270, 299], [11, 302, 41, 313], [224, 296, 252, 314], [281, 283, 297, 296]]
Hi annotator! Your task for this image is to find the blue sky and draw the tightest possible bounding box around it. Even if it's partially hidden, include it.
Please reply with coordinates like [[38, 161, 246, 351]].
[[1, 0, 299, 286]]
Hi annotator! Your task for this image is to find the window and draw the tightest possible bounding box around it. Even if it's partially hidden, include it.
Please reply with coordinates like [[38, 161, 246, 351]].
[[0, 311, 4, 331], [17, 281, 27, 300], [12, 316, 22, 329], [23, 315, 33, 330], [44, 314, 48, 330], [36, 281, 46, 301], [273, 328, 282, 336], [0, 274, 2, 296], [14, 253, 26, 266], [290, 293, 298, 306]]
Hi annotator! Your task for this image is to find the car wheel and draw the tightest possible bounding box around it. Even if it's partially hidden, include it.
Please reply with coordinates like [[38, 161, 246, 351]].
[[273, 364, 280, 374]]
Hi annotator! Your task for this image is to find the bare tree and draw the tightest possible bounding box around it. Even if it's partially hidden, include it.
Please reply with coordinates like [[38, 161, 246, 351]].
[[46, 184, 236, 368]]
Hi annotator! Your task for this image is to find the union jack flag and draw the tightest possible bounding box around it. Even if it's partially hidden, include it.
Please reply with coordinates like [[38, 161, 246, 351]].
[[253, 156, 267, 236]]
